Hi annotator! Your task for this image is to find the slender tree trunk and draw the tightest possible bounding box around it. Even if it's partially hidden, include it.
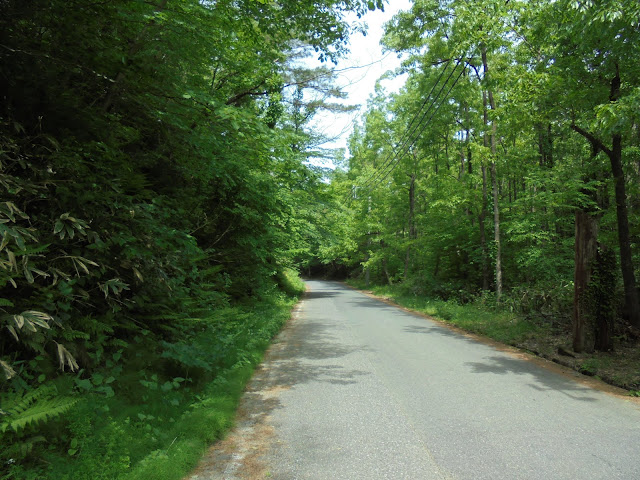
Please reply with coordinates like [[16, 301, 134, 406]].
[[482, 45, 503, 301], [491, 161, 502, 301], [537, 123, 553, 168], [610, 131, 640, 327], [479, 166, 490, 292], [479, 89, 490, 292], [594, 246, 616, 351], [404, 174, 416, 281], [444, 133, 450, 170], [365, 196, 371, 287], [573, 209, 599, 352], [381, 240, 393, 286], [465, 101, 472, 175], [608, 64, 640, 327]]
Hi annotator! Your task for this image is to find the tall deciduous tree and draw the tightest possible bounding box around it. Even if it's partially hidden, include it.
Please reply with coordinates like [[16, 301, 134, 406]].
[[327, 0, 640, 352]]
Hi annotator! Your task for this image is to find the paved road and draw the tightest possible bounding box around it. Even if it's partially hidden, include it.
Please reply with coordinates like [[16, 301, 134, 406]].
[[190, 280, 640, 480]]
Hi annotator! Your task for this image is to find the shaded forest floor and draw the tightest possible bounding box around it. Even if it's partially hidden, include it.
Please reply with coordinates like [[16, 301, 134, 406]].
[[518, 331, 640, 394], [346, 280, 640, 395]]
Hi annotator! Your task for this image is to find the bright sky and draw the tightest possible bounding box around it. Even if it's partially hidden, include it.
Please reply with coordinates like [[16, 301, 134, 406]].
[[307, 0, 413, 167]]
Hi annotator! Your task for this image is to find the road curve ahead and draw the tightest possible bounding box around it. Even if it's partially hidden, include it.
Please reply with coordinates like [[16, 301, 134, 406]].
[[189, 280, 640, 480]]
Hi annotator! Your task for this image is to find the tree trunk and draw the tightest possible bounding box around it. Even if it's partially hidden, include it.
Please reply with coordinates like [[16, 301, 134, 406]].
[[491, 161, 502, 301], [479, 168, 490, 292], [381, 240, 393, 286], [479, 100, 490, 293], [537, 122, 553, 168], [365, 196, 372, 287], [404, 174, 416, 281], [461, 100, 472, 175], [482, 45, 502, 301], [573, 209, 599, 353], [610, 132, 640, 327], [593, 246, 616, 352], [570, 65, 640, 327]]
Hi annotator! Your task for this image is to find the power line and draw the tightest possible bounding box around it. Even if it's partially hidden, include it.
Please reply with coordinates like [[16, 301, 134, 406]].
[[344, 60, 457, 201], [366, 64, 466, 193], [365, 57, 465, 190], [331, 52, 394, 74], [353, 59, 455, 194], [346, 55, 467, 203]]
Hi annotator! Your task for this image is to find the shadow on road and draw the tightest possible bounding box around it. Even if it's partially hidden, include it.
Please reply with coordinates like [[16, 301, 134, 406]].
[[346, 298, 406, 313], [249, 313, 371, 402], [304, 290, 341, 299], [465, 355, 598, 402], [402, 325, 434, 334], [402, 324, 480, 347]]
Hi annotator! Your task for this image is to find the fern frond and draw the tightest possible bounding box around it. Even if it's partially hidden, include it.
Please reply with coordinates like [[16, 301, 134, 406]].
[[0, 385, 78, 434], [59, 328, 90, 341], [2, 395, 78, 433], [9, 434, 46, 458], [4, 385, 57, 415]]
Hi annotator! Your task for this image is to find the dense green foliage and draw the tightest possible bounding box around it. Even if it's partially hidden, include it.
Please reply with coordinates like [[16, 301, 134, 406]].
[[323, 0, 640, 350], [0, 0, 375, 477], [3, 0, 639, 475]]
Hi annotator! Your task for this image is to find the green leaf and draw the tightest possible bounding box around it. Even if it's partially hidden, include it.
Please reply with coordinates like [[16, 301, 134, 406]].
[[0, 298, 14, 307], [75, 378, 92, 391], [53, 221, 64, 235]]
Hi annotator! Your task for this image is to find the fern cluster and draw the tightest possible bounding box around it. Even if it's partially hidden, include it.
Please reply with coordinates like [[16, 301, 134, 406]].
[[1, 385, 78, 463]]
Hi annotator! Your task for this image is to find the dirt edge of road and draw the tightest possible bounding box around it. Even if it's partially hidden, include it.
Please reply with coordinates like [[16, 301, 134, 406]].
[[186, 291, 307, 480]]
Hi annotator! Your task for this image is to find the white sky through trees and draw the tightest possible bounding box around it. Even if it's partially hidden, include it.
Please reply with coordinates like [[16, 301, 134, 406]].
[[307, 0, 412, 168]]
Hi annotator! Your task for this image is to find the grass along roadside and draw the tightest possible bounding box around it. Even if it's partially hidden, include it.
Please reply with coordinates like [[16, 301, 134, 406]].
[[346, 280, 640, 395], [2, 272, 306, 480]]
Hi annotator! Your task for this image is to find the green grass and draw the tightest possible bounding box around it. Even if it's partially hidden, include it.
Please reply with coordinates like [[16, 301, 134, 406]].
[[347, 280, 541, 346]]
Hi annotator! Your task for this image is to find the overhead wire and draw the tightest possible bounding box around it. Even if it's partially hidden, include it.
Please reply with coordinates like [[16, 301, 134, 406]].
[[351, 58, 454, 194], [362, 57, 465, 191], [345, 54, 468, 203], [366, 63, 467, 192]]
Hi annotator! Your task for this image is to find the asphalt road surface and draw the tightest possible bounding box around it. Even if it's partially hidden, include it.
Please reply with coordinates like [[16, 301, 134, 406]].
[[189, 280, 640, 480]]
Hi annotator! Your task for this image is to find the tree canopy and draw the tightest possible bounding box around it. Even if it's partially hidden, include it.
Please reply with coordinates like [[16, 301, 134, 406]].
[[2, 0, 640, 477], [0, 0, 379, 476], [325, 0, 640, 351]]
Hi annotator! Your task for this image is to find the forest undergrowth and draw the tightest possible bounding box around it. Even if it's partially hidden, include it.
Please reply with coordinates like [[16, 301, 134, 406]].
[[2, 271, 305, 480]]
